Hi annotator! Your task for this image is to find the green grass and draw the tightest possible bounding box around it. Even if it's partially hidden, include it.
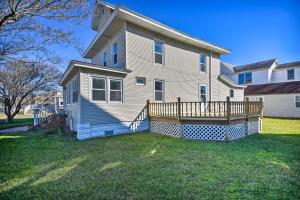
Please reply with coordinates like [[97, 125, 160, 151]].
[[0, 118, 299, 199], [0, 114, 33, 130]]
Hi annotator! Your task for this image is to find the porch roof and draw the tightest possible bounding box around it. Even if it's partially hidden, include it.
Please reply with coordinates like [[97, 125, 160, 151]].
[[59, 60, 131, 85]]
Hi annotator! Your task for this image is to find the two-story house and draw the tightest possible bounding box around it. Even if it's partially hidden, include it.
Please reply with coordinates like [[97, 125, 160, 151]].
[[60, 1, 245, 140], [231, 59, 300, 118]]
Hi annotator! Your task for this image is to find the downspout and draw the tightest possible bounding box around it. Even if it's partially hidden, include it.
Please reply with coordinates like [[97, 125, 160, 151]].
[[209, 51, 212, 101]]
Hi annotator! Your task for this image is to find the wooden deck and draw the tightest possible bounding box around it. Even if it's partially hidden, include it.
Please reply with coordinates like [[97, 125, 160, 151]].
[[147, 97, 263, 123]]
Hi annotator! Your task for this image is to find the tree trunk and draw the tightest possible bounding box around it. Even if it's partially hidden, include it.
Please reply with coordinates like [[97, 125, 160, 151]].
[[6, 115, 14, 123]]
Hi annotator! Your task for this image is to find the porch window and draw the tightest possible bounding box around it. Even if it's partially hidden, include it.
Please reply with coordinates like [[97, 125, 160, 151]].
[[154, 40, 163, 64], [199, 84, 207, 102], [72, 76, 79, 103], [154, 80, 164, 101], [287, 69, 294, 80], [112, 42, 118, 65], [92, 77, 106, 101], [200, 54, 206, 72], [109, 79, 122, 102], [296, 96, 300, 108]]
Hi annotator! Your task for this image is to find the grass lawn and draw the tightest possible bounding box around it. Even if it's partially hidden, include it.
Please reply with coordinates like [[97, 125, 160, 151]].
[[0, 114, 33, 130], [0, 118, 299, 199]]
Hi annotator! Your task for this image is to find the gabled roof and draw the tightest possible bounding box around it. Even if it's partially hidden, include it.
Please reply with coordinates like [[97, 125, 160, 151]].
[[59, 60, 131, 85], [234, 58, 277, 73], [85, 1, 230, 58], [275, 61, 300, 70], [218, 75, 246, 89], [245, 81, 300, 95]]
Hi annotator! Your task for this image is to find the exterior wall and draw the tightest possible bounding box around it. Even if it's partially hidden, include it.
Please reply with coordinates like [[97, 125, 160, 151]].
[[247, 93, 300, 118], [96, 6, 113, 32], [91, 23, 126, 69], [271, 68, 300, 83], [234, 69, 269, 85], [63, 71, 81, 131]]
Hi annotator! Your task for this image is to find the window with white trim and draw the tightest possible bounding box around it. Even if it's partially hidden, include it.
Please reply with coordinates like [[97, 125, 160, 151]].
[[102, 51, 107, 66], [72, 76, 79, 103], [287, 69, 294, 80], [154, 40, 163, 64], [136, 77, 146, 85], [295, 96, 300, 108], [230, 89, 234, 98], [200, 54, 206, 72], [154, 80, 164, 101], [199, 85, 207, 102], [92, 77, 106, 101], [238, 72, 252, 84], [112, 42, 118, 65], [109, 79, 122, 102]]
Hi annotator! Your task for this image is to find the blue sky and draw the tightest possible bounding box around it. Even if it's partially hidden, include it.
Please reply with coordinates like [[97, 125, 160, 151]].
[[56, 0, 300, 68]]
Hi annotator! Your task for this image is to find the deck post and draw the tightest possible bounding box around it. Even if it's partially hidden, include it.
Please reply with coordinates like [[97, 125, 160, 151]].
[[259, 98, 263, 133], [177, 97, 181, 122], [245, 97, 249, 136], [225, 96, 231, 142], [146, 99, 150, 119]]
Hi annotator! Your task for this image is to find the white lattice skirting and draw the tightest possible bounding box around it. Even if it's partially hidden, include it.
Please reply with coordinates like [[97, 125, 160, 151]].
[[150, 121, 181, 138], [150, 118, 261, 141], [76, 119, 149, 140]]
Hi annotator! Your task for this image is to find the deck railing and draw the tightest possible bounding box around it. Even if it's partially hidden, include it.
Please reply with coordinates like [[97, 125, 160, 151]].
[[147, 97, 263, 121]]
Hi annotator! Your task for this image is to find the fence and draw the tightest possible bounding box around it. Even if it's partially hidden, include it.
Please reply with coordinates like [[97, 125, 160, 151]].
[[148, 97, 263, 122]]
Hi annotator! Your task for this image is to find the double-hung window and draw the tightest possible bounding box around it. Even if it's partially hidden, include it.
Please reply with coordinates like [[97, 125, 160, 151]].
[[110, 79, 122, 102], [287, 69, 294, 80], [295, 96, 300, 108], [154, 80, 164, 101], [154, 40, 163, 64], [238, 72, 252, 84], [92, 77, 106, 101], [112, 43, 118, 65], [199, 85, 207, 102], [102, 51, 107, 66], [200, 54, 206, 72], [72, 76, 79, 103]]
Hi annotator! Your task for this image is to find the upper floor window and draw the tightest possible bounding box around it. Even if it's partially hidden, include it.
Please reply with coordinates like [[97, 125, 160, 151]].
[[92, 77, 106, 102], [230, 89, 234, 98], [154, 80, 164, 101], [238, 72, 252, 84], [287, 69, 294, 80], [295, 96, 300, 108], [200, 54, 207, 72], [112, 43, 118, 65], [110, 79, 122, 102], [199, 84, 207, 102], [102, 51, 107, 67], [154, 40, 163, 64]]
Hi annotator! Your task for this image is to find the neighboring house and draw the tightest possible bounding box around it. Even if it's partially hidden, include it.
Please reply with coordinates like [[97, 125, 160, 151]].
[[53, 92, 64, 113], [60, 1, 245, 140], [231, 59, 300, 118]]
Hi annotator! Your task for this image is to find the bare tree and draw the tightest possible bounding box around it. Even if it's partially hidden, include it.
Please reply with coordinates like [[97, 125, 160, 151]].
[[0, 59, 61, 122], [0, 0, 89, 61]]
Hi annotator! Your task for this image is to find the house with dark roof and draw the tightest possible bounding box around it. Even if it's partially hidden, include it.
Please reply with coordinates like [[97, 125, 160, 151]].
[[231, 59, 300, 118]]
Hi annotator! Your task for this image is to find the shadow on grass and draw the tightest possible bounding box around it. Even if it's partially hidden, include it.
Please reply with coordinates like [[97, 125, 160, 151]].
[[0, 118, 33, 130]]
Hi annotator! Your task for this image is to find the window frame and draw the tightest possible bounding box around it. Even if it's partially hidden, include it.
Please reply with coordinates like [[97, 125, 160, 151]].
[[199, 84, 207, 103], [90, 76, 107, 103], [295, 96, 300, 108], [109, 78, 123, 103], [245, 72, 252, 84], [287, 69, 295, 80], [112, 42, 118, 66], [199, 53, 207, 73], [102, 51, 107, 67], [153, 40, 164, 65], [230, 89, 234, 98], [154, 79, 164, 102], [238, 72, 252, 84], [136, 77, 146, 86], [72, 76, 79, 104]]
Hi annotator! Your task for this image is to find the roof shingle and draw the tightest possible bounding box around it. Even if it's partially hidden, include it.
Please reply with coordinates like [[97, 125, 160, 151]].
[[234, 59, 277, 73], [245, 81, 300, 95], [275, 61, 300, 70]]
